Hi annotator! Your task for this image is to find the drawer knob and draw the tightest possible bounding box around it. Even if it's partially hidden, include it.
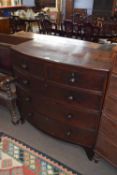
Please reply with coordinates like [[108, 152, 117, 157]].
[[21, 63, 28, 69], [68, 95, 74, 101], [22, 80, 29, 85], [27, 112, 33, 117], [25, 97, 31, 102], [66, 131, 72, 136], [67, 114, 73, 119], [69, 77, 76, 83]]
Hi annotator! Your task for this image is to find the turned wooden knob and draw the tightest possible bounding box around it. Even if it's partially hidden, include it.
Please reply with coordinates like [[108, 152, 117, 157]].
[[66, 114, 73, 119], [66, 131, 72, 136], [25, 97, 31, 102], [21, 63, 28, 69], [27, 112, 33, 117], [69, 77, 76, 83], [22, 80, 29, 85], [68, 95, 74, 101]]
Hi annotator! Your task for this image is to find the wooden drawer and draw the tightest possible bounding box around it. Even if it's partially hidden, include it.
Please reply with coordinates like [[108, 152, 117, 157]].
[[103, 96, 117, 121], [17, 86, 32, 107], [108, 74, 117, 98], [14, 69, 32, 90], [34, 82, 103, 111], [16, 86, 33, 121], [47, 65, 107, 91], [99, 115, 117, 145], [12, 51, 45, 78], [28, 113, 97, 148], [96, 133, 117, 167], [34, 97, 100, 130]]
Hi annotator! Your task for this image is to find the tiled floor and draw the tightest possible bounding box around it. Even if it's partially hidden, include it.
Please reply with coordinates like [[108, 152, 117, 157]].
[[0, 106, 117, 175]]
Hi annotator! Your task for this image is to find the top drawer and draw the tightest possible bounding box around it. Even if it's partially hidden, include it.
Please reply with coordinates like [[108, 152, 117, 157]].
[[11, 51, 45, 78], [47, 65, 108, 91]]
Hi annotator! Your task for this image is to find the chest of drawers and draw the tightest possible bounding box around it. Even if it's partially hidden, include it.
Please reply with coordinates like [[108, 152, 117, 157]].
[[11, 35, 113, 158]]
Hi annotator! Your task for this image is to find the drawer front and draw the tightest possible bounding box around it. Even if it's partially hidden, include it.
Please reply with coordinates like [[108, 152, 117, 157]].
[[108, 74, 117, 98], [17, 86, 32, 108], [28, 113, 96, 147], [16, 87, 33, 121], [14, 69, 31, 90], [103, 96, 117, 121], [12, 51, 45, 78], [96, 133, 117, 167], [34, 97, 100, 130], [35, 83, 103, 111], [47, 65, 107, 91], [99, 115, 117, 145]]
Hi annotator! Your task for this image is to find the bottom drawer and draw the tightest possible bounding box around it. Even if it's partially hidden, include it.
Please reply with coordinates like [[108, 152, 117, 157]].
[[27, 112, 97, 148], [95, 133, 117, 167]]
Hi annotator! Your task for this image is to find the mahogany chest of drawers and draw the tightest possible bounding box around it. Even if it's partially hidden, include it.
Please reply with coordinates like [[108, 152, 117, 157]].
[[11, 35, 113, 157]]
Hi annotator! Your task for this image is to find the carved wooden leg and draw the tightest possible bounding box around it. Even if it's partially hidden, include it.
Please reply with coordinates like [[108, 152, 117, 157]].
[[7, 98, 20, 125], [5, 81, 20, 125]]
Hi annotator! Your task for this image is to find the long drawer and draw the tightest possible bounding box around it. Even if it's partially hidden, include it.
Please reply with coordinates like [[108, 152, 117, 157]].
[[33, 82, 103, 111], [28, 112, 97, 148]]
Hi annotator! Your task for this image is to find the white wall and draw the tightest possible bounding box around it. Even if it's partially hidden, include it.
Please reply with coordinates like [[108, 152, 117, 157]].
[[23, 0, 35, 7], [74, 0, 94, 15]]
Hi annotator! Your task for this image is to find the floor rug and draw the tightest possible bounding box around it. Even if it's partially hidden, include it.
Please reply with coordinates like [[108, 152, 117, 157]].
[[0, 132, 81, 175]]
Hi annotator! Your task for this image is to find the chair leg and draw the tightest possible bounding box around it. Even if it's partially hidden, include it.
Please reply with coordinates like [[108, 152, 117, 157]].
[[4, 81, 20, 125], [7, 98, 20, 125]]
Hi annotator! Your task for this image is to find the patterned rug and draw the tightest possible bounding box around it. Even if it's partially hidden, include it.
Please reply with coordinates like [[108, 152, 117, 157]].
[[0, 132, 81, 175]]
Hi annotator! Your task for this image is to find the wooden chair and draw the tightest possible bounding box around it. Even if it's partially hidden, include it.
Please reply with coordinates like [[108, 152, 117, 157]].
[[0, 73, 19, 124], [61, 19, 74, 37], [41, 19, 58, 35], [80, 22, 93, 41], [9, 16, 26, 33]]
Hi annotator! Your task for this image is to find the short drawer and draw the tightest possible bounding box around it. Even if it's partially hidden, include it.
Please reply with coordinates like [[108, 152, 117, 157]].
[[12, 51, 45, 78], [33, 82, 103, 111], [108, 74, 117, 98], [99, 115, 117, 145], [14, 69, 31, 90], [103, 96, 117, 121], [17, 86, 32, 106], [28, 113, 97, 148], [95, 133, 117, 167], [17, 99, 33, 121], [47, 65, 108, 91], [34, 97, 100, 130]]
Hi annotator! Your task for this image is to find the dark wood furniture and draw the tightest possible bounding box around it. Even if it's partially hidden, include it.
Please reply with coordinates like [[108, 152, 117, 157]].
[[0, 17, 10, 34], [65, 0, 74, 19], [95, 47, 117, 167], [0, 33, 32, 74], [0, 73, 19, 124], [10, 34, 113, 158], [0, 33, 32, 123]]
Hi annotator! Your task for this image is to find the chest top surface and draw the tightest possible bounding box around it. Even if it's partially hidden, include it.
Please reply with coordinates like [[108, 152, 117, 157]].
[[11, 34, 114, 71]]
